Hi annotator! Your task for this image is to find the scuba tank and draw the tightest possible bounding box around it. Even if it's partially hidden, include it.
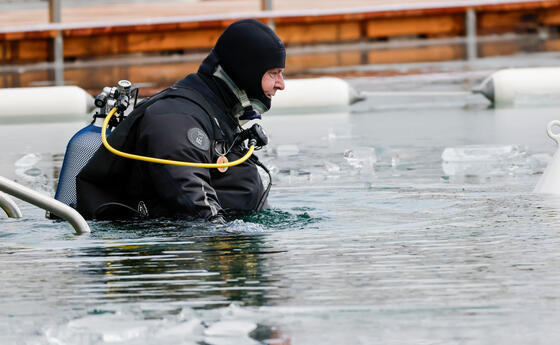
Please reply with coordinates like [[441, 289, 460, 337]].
[[51, 80, 138, 212], [54, 116, 110, 208]]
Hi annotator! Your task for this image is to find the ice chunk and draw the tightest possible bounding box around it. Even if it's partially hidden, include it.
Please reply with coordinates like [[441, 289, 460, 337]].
[[204, 320, 257, 336], [324, 161, 341, 173], [441, 145, 528, 176], [14, 153, 41, 168], [441, 145, 526, 162], [344, 147, 377, 169]]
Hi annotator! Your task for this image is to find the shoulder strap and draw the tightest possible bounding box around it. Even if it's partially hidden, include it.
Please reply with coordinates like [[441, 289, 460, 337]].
[[165, 86, 229, 142]]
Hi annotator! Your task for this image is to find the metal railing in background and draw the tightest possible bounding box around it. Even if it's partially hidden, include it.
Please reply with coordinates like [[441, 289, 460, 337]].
[[0, 176, 90, 234], [261, 0, 274, 31], [48, 0, 63, 85]]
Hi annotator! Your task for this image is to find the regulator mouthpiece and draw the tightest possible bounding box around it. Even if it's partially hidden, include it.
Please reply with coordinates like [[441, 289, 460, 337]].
[[238, 124, 268, 147]]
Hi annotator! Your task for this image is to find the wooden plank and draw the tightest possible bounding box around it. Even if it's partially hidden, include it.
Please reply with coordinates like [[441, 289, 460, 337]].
[[478, 40, 524, 57], [0, 72, 15, 88], [127, 29, 221, 52], [0, 41, 6, 62], [65, 62, 200, 93], [64, 29, 221, 58], [286, 51, 362, 73], [339, 21, 363, 41], [367, 45, 464, 64], [0, 30, 57, 41], [539, 7, 560, 25], [542, 38, 560, 51], [14, 40, 50, 61], [128, 62, 199, 85], [277, 22, 361, 44], [478, 10, 540, 34], [475, 0, 560, 11], [64, 35, 127, 57], [16, 70, 50, 87], [65, 68, 127, 91], [366, 14, 464, 38]]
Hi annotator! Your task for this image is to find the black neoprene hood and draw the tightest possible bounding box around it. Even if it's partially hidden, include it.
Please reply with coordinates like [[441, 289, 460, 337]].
[[213, 19, 286, 110]]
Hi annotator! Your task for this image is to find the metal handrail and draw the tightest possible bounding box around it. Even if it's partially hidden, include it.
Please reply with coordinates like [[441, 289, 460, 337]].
[[0, 176, 90, 234], [0, 191, 22, 218]]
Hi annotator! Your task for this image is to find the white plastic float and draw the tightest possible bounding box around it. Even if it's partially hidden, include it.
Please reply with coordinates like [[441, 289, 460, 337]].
[[0, 78, 359, 121], [0, 86, 95, 122], [534, 120, 560, 194], [474, 67, 560, 108], [271, 77, 362, 112]]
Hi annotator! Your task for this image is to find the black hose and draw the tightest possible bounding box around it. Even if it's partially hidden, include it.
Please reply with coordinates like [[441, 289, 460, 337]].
[[253, 157, 272, 210]]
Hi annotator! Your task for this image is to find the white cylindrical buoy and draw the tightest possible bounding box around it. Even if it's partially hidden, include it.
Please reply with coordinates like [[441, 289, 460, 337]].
[[271, 77, 362, 111], [0, 86, 95, 122], [534, 120, 560, 194], [474, 67, 560, 107]]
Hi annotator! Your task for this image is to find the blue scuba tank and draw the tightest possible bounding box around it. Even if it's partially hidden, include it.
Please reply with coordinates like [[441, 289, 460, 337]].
[[54, 117, 109, 208]]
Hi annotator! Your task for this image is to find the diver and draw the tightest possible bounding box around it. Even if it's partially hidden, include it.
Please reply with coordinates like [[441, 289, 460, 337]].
[[75, 19, 286, 223]]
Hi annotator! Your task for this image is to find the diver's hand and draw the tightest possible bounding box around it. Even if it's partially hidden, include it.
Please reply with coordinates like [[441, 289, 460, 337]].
[[208, 214, 226, 225]]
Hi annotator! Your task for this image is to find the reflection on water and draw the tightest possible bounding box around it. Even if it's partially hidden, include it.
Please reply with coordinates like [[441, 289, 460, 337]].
[[80, 232, 276, 306]]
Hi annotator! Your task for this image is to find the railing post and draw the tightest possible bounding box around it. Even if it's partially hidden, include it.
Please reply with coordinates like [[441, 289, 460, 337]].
[[261, 0, 275, 31], [0, 191, 22, 218], [465, 7, 477, 61], [0, 176, 90, 234], [49, 0, 64, 86]]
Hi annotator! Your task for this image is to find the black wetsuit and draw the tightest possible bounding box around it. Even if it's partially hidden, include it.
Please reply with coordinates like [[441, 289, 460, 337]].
[[76, 62, 268, 220], [77, 19, 285, 221]]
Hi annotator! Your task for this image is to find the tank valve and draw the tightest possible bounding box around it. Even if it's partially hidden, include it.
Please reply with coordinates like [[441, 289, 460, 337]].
[[93, 80, 138, 128]]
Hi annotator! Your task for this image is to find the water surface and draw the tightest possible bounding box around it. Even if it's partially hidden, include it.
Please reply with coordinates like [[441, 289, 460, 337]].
[[3, 61, 560, 344]]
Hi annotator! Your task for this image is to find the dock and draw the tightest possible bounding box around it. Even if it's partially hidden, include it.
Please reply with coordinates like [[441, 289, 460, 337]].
[[2, 0, 560, 64]]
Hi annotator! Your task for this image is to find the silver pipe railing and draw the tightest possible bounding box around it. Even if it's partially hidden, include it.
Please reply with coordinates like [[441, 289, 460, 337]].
[[0, 191, 22, 218], [0, 176, 90, 234]]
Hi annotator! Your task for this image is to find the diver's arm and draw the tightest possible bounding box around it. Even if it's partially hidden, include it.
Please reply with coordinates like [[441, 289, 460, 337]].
[[137, 111, 223, 220]]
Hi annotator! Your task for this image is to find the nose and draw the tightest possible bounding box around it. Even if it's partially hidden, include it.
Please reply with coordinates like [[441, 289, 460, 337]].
[[275, 72, 285, 90]]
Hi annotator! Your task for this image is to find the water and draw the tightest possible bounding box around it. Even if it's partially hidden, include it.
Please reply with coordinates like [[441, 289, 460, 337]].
[[5, 70, 560, 343]]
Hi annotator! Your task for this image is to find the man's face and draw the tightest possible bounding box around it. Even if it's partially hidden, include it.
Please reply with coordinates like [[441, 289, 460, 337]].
[[261, 68, 285, 99]]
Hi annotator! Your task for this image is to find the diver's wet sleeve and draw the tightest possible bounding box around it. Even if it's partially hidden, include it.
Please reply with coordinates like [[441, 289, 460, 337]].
[[136, 111, 222, 219]]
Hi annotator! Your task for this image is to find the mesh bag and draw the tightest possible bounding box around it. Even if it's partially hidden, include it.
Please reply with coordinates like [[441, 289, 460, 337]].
[[54, 124, 107, 207]]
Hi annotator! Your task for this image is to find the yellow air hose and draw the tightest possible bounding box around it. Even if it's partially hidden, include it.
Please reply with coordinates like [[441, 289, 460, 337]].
[[101, 107, 255, 168]]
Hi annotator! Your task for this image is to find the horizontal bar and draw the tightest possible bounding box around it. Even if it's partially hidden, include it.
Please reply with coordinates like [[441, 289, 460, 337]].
[[0, 176, 90, 234]]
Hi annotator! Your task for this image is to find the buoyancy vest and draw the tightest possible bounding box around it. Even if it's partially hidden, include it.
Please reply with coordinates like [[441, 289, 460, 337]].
[[75, 86, 241, 220]]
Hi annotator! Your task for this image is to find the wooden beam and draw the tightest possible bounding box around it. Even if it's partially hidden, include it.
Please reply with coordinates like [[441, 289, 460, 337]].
[[127, 29, 221, 52], [286, 51, 362, 74], [539, 7, 560, 25], [366, 45, 464, 64], [478, 10, 540, 34], [277, 22, 361, 44], [366, 14, 464, 38]]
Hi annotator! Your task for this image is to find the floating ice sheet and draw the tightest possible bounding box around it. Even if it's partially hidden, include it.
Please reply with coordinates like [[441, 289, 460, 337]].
[[441, 144, 548, 176], [442, 145, 526, 162]]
